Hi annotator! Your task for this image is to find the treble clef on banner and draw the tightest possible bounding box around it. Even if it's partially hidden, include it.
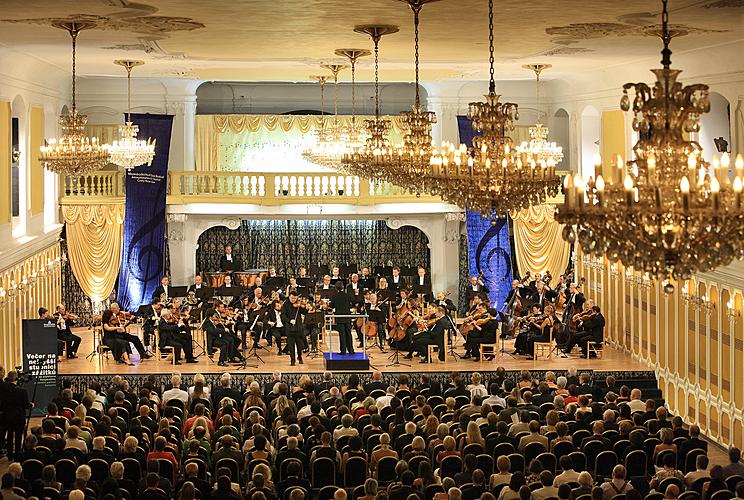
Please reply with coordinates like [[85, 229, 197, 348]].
[[126, 176, 166, 300]]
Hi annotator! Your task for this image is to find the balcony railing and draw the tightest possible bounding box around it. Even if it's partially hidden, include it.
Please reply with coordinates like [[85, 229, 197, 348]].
[[60, 171, 441, 205]]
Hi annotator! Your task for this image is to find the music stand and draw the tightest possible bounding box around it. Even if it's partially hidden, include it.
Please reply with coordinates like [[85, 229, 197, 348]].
[[295, 285, 311, 299], [359, 277, 375, 291], [296, 277, 314, 288], [367, 309, 386, 351], [266, 276, 287, 292], [330, 276, 346, 287], [318, 289, 337, 300], [413, 284, 432, 303], [304, 311, 325, 358]]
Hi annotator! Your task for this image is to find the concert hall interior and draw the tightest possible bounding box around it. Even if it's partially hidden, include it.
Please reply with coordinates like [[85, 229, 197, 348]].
[[2, 0, 744, 496]]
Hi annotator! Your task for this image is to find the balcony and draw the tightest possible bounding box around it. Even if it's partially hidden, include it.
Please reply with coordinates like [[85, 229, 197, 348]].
[[59, 170, 442, 206]]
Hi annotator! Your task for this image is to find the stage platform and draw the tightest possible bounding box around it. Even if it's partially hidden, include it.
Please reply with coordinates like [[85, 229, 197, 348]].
[[59, 327, 650, 376]]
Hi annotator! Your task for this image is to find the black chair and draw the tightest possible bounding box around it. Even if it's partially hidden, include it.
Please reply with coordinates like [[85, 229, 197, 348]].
[[22, 459, 44, 481], [568, 451, 587, 472], [552, 440, 574, 460], [507, 453, 525, 473], [88, 458, 110, 483], [493, 442, 515, 460], [216, 457, 240, 483], [476, 454, 494, 475], [679, 492, 700, 500], [658, 478, 684, 495], [184, 457, 208, 481], [725, 475, 744, 492], [690, 477, 710, 495], [408, 455, 430, 474], [710, 491, 733, 500], [156, 458, 175, 483], [42, 487, 61, 500], [525, 442, 547, 465], [55, 459, 77, 488], [122, 457, 142, 483], [463, 443, 484, 457], [440, 455, 463, 479], [285, 487, 310, 500], [576, 495, 592, 500], [572, 430, 591, 448], [610, 495, 626, 500], [377, 455, 397, 484], [582, 440, 607, 472], [279, 458, 304, 482], [66, 447, 85, 464], [536, 452, 557, 474], [312, 457, 337, 488], [644, 494, 664, 500], [344, 456, 367, 488], [318, 485, 339, 500], [625, 449, 647, 478], [656, 449, 677, 468], [595, 451, 618, 480], [684, 449, 707, 474], [425, 484, 445, 500], [613, 440, 631, 459]]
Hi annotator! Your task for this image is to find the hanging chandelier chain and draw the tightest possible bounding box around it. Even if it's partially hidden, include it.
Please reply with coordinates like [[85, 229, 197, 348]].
[[412, 3, 422, 107], [536, 69, 541, 122], [660, 0, 672, 69], [126, 65, 132, 122], [374, 38, 380, 118], [488, 0, 495, 93], [70, 27, 78, 111], [351, 58, 356, 131]]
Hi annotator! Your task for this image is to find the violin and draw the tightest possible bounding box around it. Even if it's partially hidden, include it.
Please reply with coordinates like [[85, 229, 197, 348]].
[[460, 309, 488, 336], [412, 315, 441, 336]]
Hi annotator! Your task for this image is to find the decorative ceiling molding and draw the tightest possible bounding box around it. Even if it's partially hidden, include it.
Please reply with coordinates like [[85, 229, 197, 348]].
[[703, 0, 744, 8], [546, 21, 725, 46], [542, 47, 594, 57]]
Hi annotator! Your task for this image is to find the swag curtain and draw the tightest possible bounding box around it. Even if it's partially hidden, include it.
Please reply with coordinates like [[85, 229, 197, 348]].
[[195, 220, 430, 275], [195, 114, 407, 172], [511, 205, 570, 281], [62, 204, 125, 302]]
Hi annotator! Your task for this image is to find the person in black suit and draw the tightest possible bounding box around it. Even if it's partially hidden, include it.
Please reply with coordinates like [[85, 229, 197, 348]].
[[281, 291, 308, 366], [219, 245, 241, 273], [276, 461, 311, 498], [141, 301, 163, 351], [202, 309, 233, 366], [187, 275, 204, 294], [389, 266, 406, 291], [3, 371, 31, 459], [405, 306, 447, 363], [53, 304, 82, 359], [363, 371, 387, 394], [465, 275, 490, 306], [211, 374, 243, 413], [434, 291, 457, 316], [563, 305, 605, 356], [330, 282, 354, 355], [463, 307, 499, 361], [265, 301, 285, 354], [563, 282, 586, 315], [677, 424, 707, 462], [530, 281, 557, 310], [158, 310, 196, 364], [151, 276, 170, 302]]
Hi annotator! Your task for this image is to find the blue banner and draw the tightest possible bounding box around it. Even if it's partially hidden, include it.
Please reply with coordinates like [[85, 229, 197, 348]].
[[459, 115, 513, 308], [116, 114, 173, 311]]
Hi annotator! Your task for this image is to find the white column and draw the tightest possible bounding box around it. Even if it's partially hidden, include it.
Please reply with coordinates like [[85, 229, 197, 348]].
[[427, 96, 462, 146]]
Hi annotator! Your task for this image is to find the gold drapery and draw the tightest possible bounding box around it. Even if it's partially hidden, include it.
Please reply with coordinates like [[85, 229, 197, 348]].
[[210, 114, 407, 134], [195, 115, 219, 171], [62, 204, 125, 302], [512, 204, 570, 281]]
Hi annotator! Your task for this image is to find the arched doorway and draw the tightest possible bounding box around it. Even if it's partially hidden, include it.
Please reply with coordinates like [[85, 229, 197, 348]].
[[580, 105, 600, 180], [553, 108, 571, 171]]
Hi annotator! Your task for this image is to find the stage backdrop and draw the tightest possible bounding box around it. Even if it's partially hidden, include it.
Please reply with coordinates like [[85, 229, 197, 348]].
[[196, 219, 430, 275], [117, 114, 173, 310], [458, 116, 514, 308]]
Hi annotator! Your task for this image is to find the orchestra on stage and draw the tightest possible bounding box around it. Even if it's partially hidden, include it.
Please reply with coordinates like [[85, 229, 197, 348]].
[[52, 244, 606, 367]]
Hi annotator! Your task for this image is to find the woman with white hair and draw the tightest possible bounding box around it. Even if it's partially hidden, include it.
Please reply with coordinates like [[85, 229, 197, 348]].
[[467, 372, 488, 399], [555, 376, 569, 396], [188, 373, 211, 403]]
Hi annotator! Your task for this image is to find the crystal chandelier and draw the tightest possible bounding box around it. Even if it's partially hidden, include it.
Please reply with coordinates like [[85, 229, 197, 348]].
[[516, 64, 563, 166], [39, 22, 110, 175], [427, 0, 561, 217], [109, 60, 156, 169], [302, 64, 348, 168], [556, 0, 744, 285], [341, 25, 399, 180]]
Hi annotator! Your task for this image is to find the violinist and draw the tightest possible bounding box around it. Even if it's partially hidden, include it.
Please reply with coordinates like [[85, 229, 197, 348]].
[[513, 304, 544, 355], [110, 303, 152, 360], [562, 282, 585, 323], [304, 292, 326, 351], [281, 291, 307, 366], [524, 305, 558, 357], [434, 291, 456, 316], [389, 266, 405, 291], [54, 304, 81, 359], [404, 305, 447, 363], [361, 292, 387, 353], [202, 308, 233, 366], [235, 297, 253, 351], [463, 306, 498, 361], [158, 310, 197, 364], [466, 275, 489, 307], [101, 309, 134, 365], [563, 302, 605, 357], [141, 300, 162, 351], [266, 299, 287, 355]]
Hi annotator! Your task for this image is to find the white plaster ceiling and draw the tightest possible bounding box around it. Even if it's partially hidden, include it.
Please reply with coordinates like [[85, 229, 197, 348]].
[[0, 0, 743, 82]]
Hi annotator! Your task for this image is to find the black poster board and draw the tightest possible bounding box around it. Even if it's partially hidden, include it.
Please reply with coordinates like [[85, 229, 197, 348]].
[[22, 319, 59, 416]]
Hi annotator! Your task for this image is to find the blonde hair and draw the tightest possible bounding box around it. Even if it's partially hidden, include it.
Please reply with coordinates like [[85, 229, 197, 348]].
[[252, 462, 272, 482], [466, 421, 484, 446]]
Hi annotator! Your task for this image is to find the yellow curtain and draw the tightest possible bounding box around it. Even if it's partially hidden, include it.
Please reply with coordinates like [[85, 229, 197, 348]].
[[512, 204, 571, 280], [195, 115, 219, 171], [62, 204, 125, 302], [210, 114, 407, 135]]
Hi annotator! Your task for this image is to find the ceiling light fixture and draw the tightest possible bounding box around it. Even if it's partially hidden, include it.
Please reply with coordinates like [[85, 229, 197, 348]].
[[516, 64, 563, 167]]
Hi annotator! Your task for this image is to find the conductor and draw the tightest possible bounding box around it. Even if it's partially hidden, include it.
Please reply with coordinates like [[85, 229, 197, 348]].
[[329, 281, 354, 355]]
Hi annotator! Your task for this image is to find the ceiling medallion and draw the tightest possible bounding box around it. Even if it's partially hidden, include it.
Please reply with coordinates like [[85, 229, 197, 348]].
[[556, 0, 744, 286], [108, 60, 156, 169], [39, 22, 110, 176]]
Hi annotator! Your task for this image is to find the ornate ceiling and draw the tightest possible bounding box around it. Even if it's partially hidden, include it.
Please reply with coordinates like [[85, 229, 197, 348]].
[[0, 0, 742, 82]]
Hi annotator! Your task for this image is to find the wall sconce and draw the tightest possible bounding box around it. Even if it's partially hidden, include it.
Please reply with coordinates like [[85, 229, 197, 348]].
[[726, 299, 740, 321], [700, 295, 715, 315], [0, 287, 6, 307], [610, 263, 619, 278]]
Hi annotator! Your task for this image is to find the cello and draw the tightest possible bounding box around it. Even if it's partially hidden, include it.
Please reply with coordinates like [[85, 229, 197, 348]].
[[389, 297, 415, 342]]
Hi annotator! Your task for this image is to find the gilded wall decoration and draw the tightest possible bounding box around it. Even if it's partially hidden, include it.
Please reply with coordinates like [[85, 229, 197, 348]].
[[546, 21, 724, 47]]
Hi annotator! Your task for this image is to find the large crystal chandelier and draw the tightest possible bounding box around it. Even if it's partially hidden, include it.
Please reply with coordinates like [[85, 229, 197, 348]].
[[302, 64, 348, 167], [516, 64, 563, 166], [109, 60, 156, 169], [341, 25, 399, 179], [40, 22, 110, 175], [556, 0, 744, 285], [427, 0, 561, 217]]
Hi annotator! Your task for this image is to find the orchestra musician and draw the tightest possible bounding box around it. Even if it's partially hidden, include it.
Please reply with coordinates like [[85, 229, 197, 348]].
[[285, 276, 299, 297], [249, 276, 264, 296], [363, 291, 387, 352], [465, 275, 489, 306], [563, 302, 605, 357], [101, 309, 134, 365], [157, 310, 197, 364], [329, 281, 355, 355], [110, 303, 152, 360], [54, 304, 81, 359], [434, 291, 456, 316], [267, 266, 279, 278], [297, 266, 308, 279], [280, 291, 307, 366], [530, 280, 557, 309], [304, 292, 326, 351], [219, 244, 240, 273], [359, 267, 374, 291], [346, 273, 362, 299], [504, 280, 526, 308], [463, 305, 499, 361], [414, 266, 432, 302], [265, 300, 286, 355], [38, 307, 49, 319], [523, 305, 558, 357], [152, 276, 170, 302], [405, 305, 447, 363], [330, 266, 343, 285], [320, 275, 333, 290], [188, 275, 205, 294], [513, 304, 544, 355], [389, 266, 406, 291], [202, 308, 234, 366], [562, 282, 585, 316], [141, 300, 163, 350]]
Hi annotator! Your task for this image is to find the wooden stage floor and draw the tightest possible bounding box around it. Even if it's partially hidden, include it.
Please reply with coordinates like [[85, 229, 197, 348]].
[[60, 327, 649, 375]]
